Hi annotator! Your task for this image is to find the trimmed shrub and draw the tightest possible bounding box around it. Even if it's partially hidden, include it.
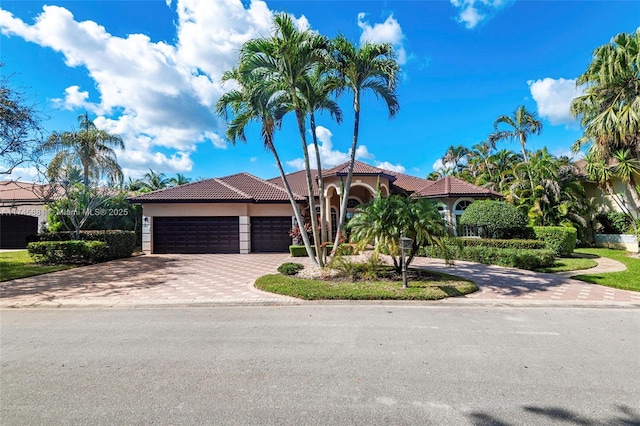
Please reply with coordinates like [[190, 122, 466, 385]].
[[289, 245, 314, 257], [28, 240, 108, 264], [459, 200, 527, 238], [28, 230, 136, 261], [455, 238, 546, 250], [277, 262, 304, 275], [533, 226, 577, 256], [425, 244, 555, 269]]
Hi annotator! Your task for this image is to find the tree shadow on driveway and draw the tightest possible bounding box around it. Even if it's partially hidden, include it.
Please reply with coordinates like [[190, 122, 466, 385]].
[[0, 255, 182, 302], [467, 404, 640, 425]]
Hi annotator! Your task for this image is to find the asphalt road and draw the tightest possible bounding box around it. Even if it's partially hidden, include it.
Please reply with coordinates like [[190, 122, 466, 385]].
[[1, 305, 639, 425]]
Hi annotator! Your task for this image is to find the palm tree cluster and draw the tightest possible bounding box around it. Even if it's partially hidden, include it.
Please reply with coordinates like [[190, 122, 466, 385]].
[[216, 13, 400, 266], [571, 29, 640, 215], [432, 107, 591, 231], [125, 170, 192, 193]]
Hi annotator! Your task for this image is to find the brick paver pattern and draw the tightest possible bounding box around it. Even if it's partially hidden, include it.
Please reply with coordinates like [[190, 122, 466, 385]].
[[1, 253, 638, 307]]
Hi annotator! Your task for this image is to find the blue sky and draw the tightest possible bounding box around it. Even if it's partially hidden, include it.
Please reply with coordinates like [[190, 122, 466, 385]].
[[1, 0, 638, 182]]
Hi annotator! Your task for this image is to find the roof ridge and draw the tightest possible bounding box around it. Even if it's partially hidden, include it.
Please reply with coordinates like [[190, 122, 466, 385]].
[[213, 177, 252, 199], [245, 172, 307, 199]]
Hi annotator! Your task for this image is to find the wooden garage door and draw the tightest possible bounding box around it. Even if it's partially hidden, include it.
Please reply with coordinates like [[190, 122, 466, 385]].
[[0, 215, 38, 249], [153, 217, 239, 254], [251, 216, 292, 253]]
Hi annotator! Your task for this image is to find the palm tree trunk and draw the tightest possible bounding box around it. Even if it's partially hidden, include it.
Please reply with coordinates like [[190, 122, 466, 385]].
[[332, 93, 360, 251], [310, 112, 328, 262], [271, 145, 316, 263], [294, 108, 322, 266]]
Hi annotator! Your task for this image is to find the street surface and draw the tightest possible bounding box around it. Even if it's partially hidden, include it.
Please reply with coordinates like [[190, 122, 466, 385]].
[[1, 305, 639, 425]]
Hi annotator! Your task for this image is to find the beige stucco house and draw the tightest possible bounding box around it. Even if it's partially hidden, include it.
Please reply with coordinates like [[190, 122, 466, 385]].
[[130, 161, 501, 254]]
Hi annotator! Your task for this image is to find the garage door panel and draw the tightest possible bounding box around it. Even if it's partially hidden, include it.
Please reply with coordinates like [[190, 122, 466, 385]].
[[153, 217, 239, 254], [0, 215, 38, 249], [251, 216, 292, 253]]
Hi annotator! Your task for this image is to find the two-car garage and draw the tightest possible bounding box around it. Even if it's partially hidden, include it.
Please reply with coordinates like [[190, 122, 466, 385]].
[[151, 216, 293, 254], [130, 173, 307, 255]]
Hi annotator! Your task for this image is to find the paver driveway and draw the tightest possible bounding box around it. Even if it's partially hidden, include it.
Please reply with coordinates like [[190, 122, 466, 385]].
[[1, 253, 639, 307], [0, 254, 308, 307]]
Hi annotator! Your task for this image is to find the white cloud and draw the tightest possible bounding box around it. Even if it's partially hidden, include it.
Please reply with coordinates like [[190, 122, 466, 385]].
[[0, 0, 275, 175], [5, 166, 43, 183], [528, 77, 584, 126], [375, 161, 405, 173], [286, 126, 403, 173], [431, 159, 455, 172], [450, 0, 509, 29], [357, 13, 407, 65]]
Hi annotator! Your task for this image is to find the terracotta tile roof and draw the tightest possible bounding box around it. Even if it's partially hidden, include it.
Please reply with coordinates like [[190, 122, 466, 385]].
[[322, 160, 397, 181], [218, 173, 305, 202], [267, 170, 320, 197], [0, 181, 61, 203], [412, 176, 502, 198], [380, 170, 433, 193], [130, 173, 305, 203]]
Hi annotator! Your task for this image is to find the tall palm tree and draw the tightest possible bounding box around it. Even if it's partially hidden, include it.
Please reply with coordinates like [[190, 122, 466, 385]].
[[442, 145, 469, 176], [169, 173, 192, 187], [302, 65, 343, 247], [216, 67, 318, 263], [140, 170, 169, 192], [239, 13, 330, 265], [330, 34, 400, 250], [489, 105, 543, 163], [570, 29, 640, 156], [43, 113, 124, 187]]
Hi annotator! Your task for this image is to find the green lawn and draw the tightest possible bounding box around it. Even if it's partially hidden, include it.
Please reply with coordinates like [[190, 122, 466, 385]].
[[255, 270, 478, 300], [0, 250, 76, 282], [534, 254, 598, 273], [572, 248, 640, 292]]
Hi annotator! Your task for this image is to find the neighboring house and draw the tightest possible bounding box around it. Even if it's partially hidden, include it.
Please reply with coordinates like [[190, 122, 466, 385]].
[[573, 159, 640, 219], [0, 181, 57, 248], [130, 161, 501, 254]]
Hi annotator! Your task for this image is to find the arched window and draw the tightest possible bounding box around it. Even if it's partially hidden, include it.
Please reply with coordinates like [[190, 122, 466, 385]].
[[453, 198, 478, 237], [346, 198, 361, 209]]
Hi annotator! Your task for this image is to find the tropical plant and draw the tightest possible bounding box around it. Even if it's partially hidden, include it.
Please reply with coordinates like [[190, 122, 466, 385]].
[[570, 29, 640, 212], [348, 195, 449, 272], [43, 113, 124, 187], [169, 173, 192, 187], [140, 169, 169, 192], [330, 35, 400, 251], [215, 65, 316, 262], [237, 13, 330, 266], [489, 105, 543, 163], [442, 145, 469, 176], [302, 65, 343, 247]]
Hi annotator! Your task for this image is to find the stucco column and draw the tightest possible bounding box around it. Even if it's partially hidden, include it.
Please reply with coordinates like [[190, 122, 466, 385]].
[[239, 216, 250, 254]]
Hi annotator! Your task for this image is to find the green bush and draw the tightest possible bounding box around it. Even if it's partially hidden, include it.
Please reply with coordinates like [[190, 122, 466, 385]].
[[459, 200, 527, 238], [289, 244, 357, 257], [29, 230, 136, 261], [596, 212, 632, 234], [277, 262, 304, 275], [434, 245, 555, 269], [533, 226, 577, 256], [455, 238, 546, 250], [27, 240, 108, 264]]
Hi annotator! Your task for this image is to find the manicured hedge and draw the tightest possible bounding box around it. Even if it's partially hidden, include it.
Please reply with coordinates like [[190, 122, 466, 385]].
[[27, 240, 108, 264], [455, 238, 546, 250], [28, 230, 136, 261], [420, 244, 555, 270], [289, 244, 357, 257], [533, 226, 577, 257]]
